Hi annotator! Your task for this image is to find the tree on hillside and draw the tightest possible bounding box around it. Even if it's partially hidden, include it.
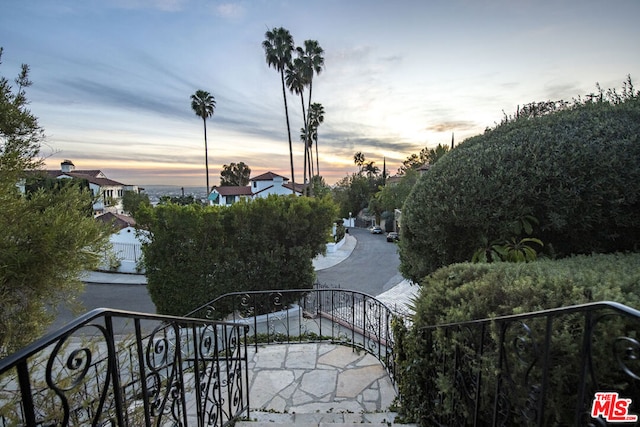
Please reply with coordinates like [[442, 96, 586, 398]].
[[263, 27, 296, 194], [363, 161, 380, 178], [158, 194, 203, 206], [122, 190, 150, 217], [423, 143, 450, 164], [332, 172, 381, 219], [220, 161, 251, 186], [398, 143, 450, 174], [190, 89, 216, 193], [374, 168, 420, 213], [310, 174, 330, 198], [0, 48, 109, 355]]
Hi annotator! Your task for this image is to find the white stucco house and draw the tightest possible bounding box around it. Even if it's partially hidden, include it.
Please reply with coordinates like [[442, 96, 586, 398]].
[[208, 171, 303, 206], [208, 186, 254, 205], [38, 160, 140, 216], [96, 212, 148, 274]]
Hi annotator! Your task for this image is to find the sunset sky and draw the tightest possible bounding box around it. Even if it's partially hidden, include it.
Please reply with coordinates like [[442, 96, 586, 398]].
[[2, 0, 639, 188]]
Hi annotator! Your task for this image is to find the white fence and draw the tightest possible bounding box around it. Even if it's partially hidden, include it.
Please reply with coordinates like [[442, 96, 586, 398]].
[[101, 242, 144, 274]]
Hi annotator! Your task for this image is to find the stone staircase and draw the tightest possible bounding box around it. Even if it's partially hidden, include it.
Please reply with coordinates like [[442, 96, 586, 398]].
[[239, 343, 416, 426]]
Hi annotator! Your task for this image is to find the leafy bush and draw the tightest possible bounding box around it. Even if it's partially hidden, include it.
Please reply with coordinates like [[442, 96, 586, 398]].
[[1, 49, 109, 356], [395, 253, 640, 425], [138, 195, 337, 317], [399, 94, 640, 282]]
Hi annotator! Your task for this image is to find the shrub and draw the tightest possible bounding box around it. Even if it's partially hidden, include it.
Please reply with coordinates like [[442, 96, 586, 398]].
[[138, 195, 337, 317], [399, 94, 640, 282], [395, 253, 640, 425]]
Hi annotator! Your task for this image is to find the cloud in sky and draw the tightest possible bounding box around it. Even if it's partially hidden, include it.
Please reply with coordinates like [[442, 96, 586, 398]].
[[215, 2, 246, 20], [105, 0, 189, 12], [1, 0, 639, 186]]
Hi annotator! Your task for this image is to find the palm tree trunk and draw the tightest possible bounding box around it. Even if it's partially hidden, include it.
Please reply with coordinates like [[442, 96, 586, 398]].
[[299, 92, 308, 190], [280, 70, 296, 194], [308, 141, 315, 177], [203, 117, 210, 194], [315, 134, 320, 176], [306, 81, 320, 179]]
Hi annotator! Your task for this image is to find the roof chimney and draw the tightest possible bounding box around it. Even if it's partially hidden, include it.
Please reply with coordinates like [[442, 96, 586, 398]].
[[61, 160, 75, 173]]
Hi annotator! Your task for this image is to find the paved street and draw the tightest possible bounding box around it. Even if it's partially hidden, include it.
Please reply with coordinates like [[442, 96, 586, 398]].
[[316, 227, 402, 296], [48, 282, 157, 332]]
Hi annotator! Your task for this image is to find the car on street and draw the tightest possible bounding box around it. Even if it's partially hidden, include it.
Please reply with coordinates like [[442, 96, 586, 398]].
[[386, 232, 399, 242], [369, 226, 383, 234]]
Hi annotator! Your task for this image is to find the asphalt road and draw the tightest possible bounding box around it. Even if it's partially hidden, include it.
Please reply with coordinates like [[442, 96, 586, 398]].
[[316, 227, 403, 296], [48, 282, 157, 332], [49, 226, 402, 331]]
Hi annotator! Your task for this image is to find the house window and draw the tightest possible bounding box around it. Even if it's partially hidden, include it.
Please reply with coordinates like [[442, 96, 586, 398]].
[[226, 195, 236, 205], [252, 181, 257, 188]]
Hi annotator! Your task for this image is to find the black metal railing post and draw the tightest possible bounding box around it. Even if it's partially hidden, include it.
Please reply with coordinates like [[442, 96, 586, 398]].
[[575, 309, 594, 425], [104, 313, 126, 427], [16, 360, 36, 426], [134, 318, 153, 427], [417, 302, 640, 426], [0, 309, 250, 427]]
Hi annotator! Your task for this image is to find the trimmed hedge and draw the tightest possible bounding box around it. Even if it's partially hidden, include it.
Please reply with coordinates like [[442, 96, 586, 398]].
[[395, 253, 640, 425], [399, 96, 640, 282], [138, 195, 337, 316]]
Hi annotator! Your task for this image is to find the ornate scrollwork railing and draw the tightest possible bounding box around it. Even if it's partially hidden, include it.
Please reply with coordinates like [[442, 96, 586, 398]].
[[0, 308, 249, 427], [419, 301, 640, 426], [186, 288, 402, 383]]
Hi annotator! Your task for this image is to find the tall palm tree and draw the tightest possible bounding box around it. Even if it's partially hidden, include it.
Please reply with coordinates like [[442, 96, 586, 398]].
[[286, 58, 311, 188], [308, 102, 324, 176], [364, 161, 380, 178], [297, 40, 324, 125], [296, 40, 324, 183], [190, 90, 216, 194], [354, 151, 365, 174], [263, 27, 296, 194]]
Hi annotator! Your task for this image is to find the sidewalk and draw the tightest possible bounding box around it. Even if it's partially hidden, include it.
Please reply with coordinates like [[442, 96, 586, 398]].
[[312, 234, 357, 271], [81, 270, 147, 285]]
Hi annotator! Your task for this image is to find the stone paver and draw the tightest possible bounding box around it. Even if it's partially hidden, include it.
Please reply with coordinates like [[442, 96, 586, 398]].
[[247, 343, 396, 415]]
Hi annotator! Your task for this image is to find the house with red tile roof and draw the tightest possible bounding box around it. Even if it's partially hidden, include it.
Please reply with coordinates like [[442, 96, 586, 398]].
[[208, 171, 303, 206], [36, 160, 140, 215], [208, 185, 253, 205]]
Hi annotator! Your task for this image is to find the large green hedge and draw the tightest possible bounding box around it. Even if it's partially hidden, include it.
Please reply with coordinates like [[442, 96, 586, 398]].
[[395, 253, 640, 425], [399, 96, 640, 282], [138, 195, 337, 316]]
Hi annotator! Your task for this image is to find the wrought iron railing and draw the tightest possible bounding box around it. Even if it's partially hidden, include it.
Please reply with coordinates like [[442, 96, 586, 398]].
[[417, 301, 640, 426], [0, 308, 249, 427], [186, 288, 402, 383]]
